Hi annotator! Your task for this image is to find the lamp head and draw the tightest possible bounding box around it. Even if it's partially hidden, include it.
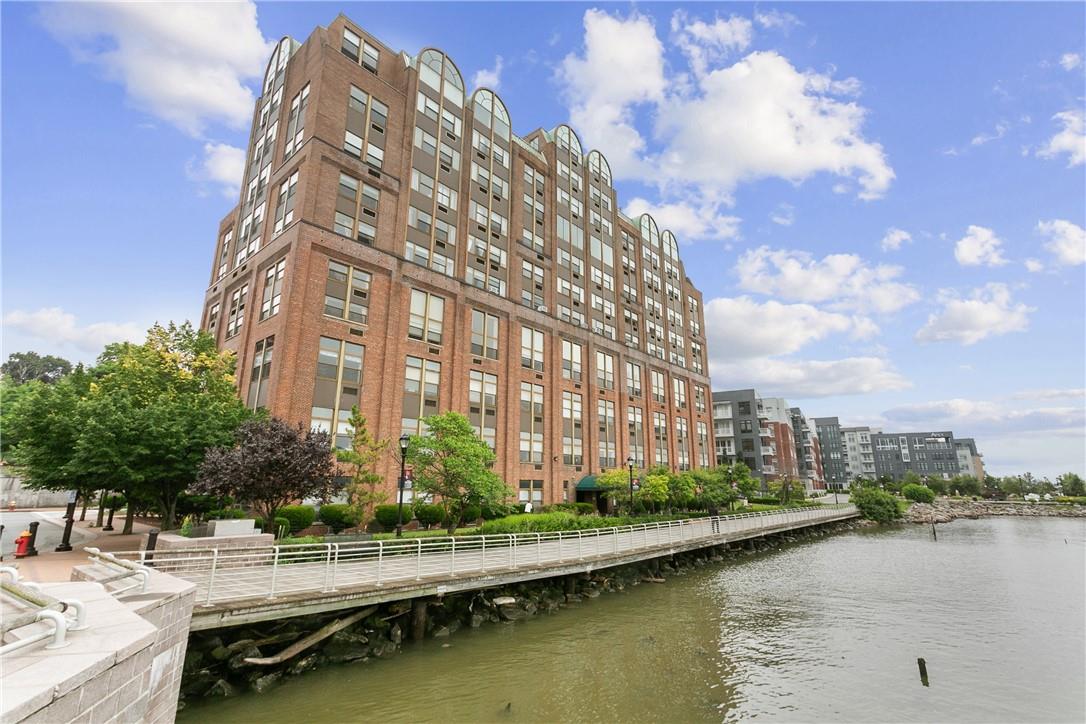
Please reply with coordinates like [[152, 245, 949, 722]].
[[399, 433, 410, 455]]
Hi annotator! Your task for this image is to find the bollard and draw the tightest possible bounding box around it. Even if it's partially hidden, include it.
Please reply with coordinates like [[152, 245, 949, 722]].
[[26, 521, 40, 557], [103, 505, 116, 532], [0, 524, 4, 561], [917, 657, 929, 687], [145, 528, 160, 567]]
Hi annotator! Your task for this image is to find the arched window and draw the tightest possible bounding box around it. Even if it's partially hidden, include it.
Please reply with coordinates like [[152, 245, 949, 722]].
[[472, 89, 511, 141], [662, 230, 679, 261], [556, 124, 582, 158], [418, 49, 464, 107], [640, 214, 659, 248], [587, 150, 612, 187]]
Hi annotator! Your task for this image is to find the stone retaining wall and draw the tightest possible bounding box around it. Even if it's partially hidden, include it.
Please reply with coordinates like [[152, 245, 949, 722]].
[[906, 500, 1086, 523]]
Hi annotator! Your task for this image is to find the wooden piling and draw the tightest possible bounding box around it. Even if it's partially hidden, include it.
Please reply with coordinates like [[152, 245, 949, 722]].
[[917, 657, 929, 687], [411, 598, 428, 642]]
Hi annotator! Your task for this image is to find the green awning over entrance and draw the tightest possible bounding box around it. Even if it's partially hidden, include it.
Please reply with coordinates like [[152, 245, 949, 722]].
[[575, 474, 601, 491]]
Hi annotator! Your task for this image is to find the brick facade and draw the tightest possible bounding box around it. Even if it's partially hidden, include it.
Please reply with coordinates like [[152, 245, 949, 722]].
[[200, 15, 712, 505]]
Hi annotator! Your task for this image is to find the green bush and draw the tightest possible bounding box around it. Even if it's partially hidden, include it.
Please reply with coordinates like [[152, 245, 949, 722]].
[[374, 504, 411, 530], [270, 516, 291, 538], [277, 505, 317, 533], [747, 496, 780, 506], [575, 502, 596, 515], [902, 484, 936, 504], [318, 503, 358, 532], [279, 535, 325, 546], [104, 494, 127, 510], [851, 488, 902, 523], [471, 511, 711, 536], [207, 507, 246, 519], [460, 505, 482, 523], [413, 503, 444, 529], [481, 503, 511, 520]]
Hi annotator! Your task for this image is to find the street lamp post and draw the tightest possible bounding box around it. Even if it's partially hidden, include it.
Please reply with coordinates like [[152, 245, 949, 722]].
[[396, 433, 409, 538], [627, 456, 635, 512]]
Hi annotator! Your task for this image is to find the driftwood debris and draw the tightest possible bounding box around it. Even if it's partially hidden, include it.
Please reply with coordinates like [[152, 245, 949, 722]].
[[641, 577, 666, 584], [244, 606, 376, 665]]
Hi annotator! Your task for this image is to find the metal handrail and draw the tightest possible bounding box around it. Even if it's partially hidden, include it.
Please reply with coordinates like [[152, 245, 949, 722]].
[[84, 548, 150, 594], [0, 573, 88, 655], [93, 505, 856, 606]]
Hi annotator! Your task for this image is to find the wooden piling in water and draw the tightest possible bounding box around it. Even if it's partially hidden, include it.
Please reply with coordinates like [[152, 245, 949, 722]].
[[412, 599, 428, 642], [917, 657, 929, 687]]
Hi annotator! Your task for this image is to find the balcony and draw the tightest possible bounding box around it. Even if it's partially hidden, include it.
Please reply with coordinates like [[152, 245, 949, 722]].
[[762, 464, 777, 475], [759, 427, 772, 437]]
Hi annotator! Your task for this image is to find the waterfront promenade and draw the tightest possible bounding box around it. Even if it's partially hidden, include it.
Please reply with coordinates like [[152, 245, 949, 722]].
[[95, 505, 858, 630]]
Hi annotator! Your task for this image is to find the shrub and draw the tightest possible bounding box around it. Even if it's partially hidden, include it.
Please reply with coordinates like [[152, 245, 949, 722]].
[[575, 502, 596, 516], [207, 507, 246, 519], [747, 496, 780, 506], [481, 503, 511, 520], [460, 505, 482, 523], [1056, 496, 1086, 505], [279, 535, 325, 546], [374, 504, 411, 530], [269, 516, 291, 538], [318, 503, 358, 532], [902, 484, 936, 504], [851, 488, 902, 523], [277, 504, 317, 533], [413, 503, 444, 529]]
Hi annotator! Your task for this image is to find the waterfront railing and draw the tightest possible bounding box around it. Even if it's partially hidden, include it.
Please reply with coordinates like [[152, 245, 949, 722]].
[[97, 505, 857, 606], [0, 566, 88, 656]]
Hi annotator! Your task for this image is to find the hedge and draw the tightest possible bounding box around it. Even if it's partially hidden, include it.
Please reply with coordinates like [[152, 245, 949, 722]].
[[374, 504, 411, 530], [318, 503, 358, 532], [902, 484, 936, 504], [413, 503, 444, 529], [277, 505, 317, 533]]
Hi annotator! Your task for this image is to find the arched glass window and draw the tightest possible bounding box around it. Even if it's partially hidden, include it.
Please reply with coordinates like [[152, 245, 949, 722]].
[[418, 49, 464, 107], [556, 125, 582, 158], [587, 150, 612, 186], [662, 230, 679, 261], [263, 37, 294, 95], [640, 214, 659, 248], [472, 89, 511, 141]]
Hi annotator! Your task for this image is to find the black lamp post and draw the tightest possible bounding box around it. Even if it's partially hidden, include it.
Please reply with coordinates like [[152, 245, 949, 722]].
[[627, 456, 636, 511], [396, 433, 410, 538]]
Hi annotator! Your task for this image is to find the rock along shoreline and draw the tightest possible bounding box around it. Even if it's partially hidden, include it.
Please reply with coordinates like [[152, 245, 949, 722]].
[[905, 499, 1086, 524]]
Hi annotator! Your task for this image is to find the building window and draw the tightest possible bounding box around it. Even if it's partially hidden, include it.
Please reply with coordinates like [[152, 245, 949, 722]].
[[273, 171, 299, 234], [225, 284, 248, 338], [342, 28, 379, 73], [283, 85, 309, 158], [334, 172, 379, 245], [402, 356, 441, 436], [650, 370, 666, 404], [694, 385, 707, 413], [676, 418, 690, 471], [518, 479, 543, 504], [311, 337, 364, 449], [471, 310, 499, 360], [625, 361, 642, 397], [653, 412, 669, 466], [520, 382, 544, 463], [596, 351, 614, 390], [697, 421, 710, 468], [561, 340, 582, 381], [740, 420, 753, 433], [562, 391, 583, 465], [520, 326, 544, 371], [469, 370, 498, 450], [260, 258, 286, 320], [323, 260, 371, 324], [628, 406, 645, 467], [247, 336, 274, 410], [738, 401, 751, 415], [206, 303, 220, 334], [598, 399, 616, 469], [673, 378, 687, 409], [521, 260, 545, 309], [408, 289, 445, 344]]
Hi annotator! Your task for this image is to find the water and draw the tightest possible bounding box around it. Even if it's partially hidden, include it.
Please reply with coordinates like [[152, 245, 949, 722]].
[[178, 518, 1086, 723]]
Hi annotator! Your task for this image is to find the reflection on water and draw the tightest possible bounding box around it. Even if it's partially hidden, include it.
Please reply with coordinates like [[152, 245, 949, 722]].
[[178, 518, 1085, 723]]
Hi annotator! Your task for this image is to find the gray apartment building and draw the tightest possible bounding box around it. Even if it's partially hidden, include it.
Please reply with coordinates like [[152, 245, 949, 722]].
[[712, 389, 762, 473], [871, 431, 959, 481], [813, 416, 848, 490], [954, 437, 985, 480], [841, 426, 878, 482]]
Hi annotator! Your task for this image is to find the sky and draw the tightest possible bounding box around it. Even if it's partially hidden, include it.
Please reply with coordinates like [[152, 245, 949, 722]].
[[2, 2, 1084, 479]]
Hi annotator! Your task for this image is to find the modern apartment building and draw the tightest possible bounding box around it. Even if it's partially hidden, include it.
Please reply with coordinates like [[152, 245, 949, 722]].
[[199, 16, 712, 506], [954, 437, 985, 480], [813, 417, 847, 490], [841, 426, 878, 482], [760, 397, 799, 481], [871, 431, 958, 481], [789, 408, 825, 491]]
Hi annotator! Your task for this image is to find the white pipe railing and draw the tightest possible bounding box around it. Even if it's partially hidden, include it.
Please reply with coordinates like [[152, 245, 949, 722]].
[[96, 505, 857, 606]]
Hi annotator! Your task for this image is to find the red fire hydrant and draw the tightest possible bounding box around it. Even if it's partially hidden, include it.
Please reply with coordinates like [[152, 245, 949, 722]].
[[14, 530, 32, 558]]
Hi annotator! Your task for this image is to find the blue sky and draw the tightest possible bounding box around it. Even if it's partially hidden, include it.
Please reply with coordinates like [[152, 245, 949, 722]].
[[2, 2, 1084, 478]]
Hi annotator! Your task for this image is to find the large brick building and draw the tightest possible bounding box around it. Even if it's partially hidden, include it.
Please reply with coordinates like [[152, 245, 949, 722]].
[[200, 16, 712, 506]]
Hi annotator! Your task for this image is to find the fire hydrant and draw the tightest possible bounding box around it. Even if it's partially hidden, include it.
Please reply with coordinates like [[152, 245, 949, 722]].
[[14, 530, 32, 558]]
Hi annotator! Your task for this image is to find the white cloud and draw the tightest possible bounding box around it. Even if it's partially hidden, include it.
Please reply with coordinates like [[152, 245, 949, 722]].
[[970, 120, 1009, 146], [671, 11, 753, 78], [883, 396, 1084, 437], [1037, 109, 1086, 167], [1059, 52, 1082, 71], [770, 203, 795, 227], [754, 9, 801, 32], [711, 356, 909, 398], [1037, 219, 1086, 266], [1024, 258, 1044, 273], [40, 2, 272, 137], [557, 9, 894, 237], [880, 227, 911, 252], [703, 296, 870, 360], [1011, 388, 1085, 401], [472, 55, 504, 90], [625, 198, 741, 241], [735, 246, 920, 313], [186, 142, 246, 197], [915, 283, 1034, 345], [953, 225, 1008, 267], [3, 307, 144, 355]]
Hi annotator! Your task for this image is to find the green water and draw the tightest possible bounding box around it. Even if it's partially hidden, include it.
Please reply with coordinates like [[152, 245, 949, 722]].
[[178, 518, 1085, 723]]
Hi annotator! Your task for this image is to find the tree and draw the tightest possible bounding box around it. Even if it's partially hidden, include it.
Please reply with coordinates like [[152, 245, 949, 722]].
[[597, 467, 637, 513], [334, 407, 389, 526], [195, 418, 338, 525], [851, 488, 901, 523], [923, 476, 947, 495], [2, 351, 72, 385], [666, 472, 696, 511], [1057, 472, 1085, 497], [720, 462, 759, 499], [902, 483, 935, 503], [694, 468, 740, 511], [406, 412, 510, 533], [636, 474, 669, 513]]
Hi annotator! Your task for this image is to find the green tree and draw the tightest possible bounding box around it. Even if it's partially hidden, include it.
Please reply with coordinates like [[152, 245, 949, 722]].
[[406, 412, 511, 533], [1057, 472, 1085, 497], [902, 483, 935, 503], [636, 474, 669, 513], [720, 461, 759, 499], [2, 351, 73, 385], [334, 407, 389, 526], [695, 468, 740, 511], [196, 418, 338, 525], [666, 472, 696, 511], [851, 487, 901, 523], [597, 467, 638, 513]]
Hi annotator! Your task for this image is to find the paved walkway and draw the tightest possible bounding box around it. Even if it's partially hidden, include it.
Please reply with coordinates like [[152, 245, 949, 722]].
[[0, 508, 156, 581]]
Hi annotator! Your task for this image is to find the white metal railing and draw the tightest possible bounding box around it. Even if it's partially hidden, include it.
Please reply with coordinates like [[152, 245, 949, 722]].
[[99, 505, 856, 607], [1, 567, 88, 656]]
